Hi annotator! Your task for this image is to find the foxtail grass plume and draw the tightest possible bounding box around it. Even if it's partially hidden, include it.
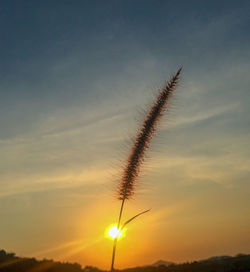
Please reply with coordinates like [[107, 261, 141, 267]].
[[118, 67, 182, 201], [110, 68, 182, 272]]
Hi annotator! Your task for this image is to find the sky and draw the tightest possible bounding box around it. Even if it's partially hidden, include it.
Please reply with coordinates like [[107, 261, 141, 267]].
[[0, 0, 250, 269]]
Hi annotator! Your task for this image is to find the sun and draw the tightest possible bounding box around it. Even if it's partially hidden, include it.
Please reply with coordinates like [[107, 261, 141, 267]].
[[105, 224, 126, 240], [108, 226, 121, 239]]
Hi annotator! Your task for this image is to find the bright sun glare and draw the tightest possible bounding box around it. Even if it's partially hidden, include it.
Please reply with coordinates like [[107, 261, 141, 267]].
[[105, 225, 126, 240], [109, 226, 120, 239]]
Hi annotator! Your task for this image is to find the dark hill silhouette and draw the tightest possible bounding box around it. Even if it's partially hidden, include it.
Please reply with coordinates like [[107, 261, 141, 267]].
[[0, 249, 250, 272], [150, 260, 175, 267], [0, 249, 83, 272], [120, 254, 250, 272]]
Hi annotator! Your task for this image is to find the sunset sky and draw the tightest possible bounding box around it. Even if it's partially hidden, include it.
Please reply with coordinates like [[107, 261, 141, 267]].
[[0, 0, 250, 269]]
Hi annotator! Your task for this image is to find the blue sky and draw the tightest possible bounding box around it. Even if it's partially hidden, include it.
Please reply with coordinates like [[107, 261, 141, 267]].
[[0, 0, 250, 269]]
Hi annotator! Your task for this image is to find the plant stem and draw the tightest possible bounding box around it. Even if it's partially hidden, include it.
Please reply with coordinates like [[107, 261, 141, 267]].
[[110, 198, 125, 272]]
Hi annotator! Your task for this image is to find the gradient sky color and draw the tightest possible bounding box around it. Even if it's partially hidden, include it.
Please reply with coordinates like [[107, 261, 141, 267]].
[[0, 0, 250, 269]]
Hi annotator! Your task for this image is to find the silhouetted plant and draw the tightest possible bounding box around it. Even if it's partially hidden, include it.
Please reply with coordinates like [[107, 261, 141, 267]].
[[110, 68, 182, 272]]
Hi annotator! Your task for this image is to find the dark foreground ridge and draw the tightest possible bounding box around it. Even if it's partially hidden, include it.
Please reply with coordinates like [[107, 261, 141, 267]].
[[0, 249, 250, 272]]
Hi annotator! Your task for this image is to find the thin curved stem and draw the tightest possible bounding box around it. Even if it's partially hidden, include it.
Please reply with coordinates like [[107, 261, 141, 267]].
[[110, 199, 125, 272], [121, 209, 150, 230]]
